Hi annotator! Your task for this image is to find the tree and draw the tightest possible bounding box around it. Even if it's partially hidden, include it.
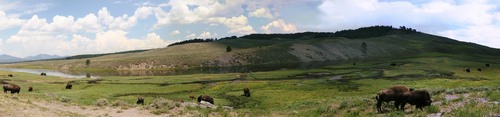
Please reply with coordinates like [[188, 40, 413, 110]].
[[85, 59, 91, 67], [226, 46, 232, 52], [361, 42, 367, 56]]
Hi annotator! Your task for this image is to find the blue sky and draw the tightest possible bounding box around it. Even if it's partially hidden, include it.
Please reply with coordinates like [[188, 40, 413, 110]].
[[1, 0, 500, 57]]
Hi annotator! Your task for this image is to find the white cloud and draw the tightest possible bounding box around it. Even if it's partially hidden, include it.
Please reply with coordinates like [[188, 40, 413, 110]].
[[317, 0, 500, 48], [3, 30, 167, 57], [208, 15, 255, 34], [153, 0, 246, 28], [261, 19, 297, 33], [249, 8, 273, 19], [186, 33, 196, 39], [169, 30, 180, 35], [198, 31, 218, 38], [0, 11, 26, 31]]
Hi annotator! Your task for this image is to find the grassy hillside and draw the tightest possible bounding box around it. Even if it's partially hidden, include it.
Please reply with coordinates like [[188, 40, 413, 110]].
[[2, 26, 499, 70], [1, 56, 500, 116]]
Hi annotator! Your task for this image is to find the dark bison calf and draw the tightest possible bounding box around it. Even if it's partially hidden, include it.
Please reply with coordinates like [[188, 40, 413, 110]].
[[7, 74, 13, 77], [28, 86, 33, 92], [3, 84, 20, 94], [40, 73, 47, 76], [401, 90, 432, 111], [243, 88, 251, 97], [197, 95, 214, 104], [65, 83, 72, 89], [137, 96, 145, 105]]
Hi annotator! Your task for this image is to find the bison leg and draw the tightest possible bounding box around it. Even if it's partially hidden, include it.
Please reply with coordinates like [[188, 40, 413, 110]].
[[376, 100, 383, 113], [399, 101, 406, 111]]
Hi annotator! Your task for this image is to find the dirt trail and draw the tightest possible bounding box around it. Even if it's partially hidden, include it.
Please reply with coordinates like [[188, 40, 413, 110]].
[[0, 95, 164, 117]]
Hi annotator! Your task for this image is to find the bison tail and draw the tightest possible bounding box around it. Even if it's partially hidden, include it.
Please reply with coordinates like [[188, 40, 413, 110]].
[[375, 93, 380, 100]]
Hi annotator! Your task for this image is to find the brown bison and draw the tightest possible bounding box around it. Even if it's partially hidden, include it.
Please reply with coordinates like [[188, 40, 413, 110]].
[[28, 86, 33, 92], [137, 96, 145, 105], [40, 73, 47, 76], [401, 90, 432, 111], [197, 95, 214, 104], [189, 92, 195, 100], [66, 83, 72, 89], [7, 74, 13, 77], [375, 85, 412, 112], [3, 84, 20, 94], [243, 88, 251, 97], [486, 64, 490, 67], [477, 68, 482, 72], [465, 69, 470, 73]]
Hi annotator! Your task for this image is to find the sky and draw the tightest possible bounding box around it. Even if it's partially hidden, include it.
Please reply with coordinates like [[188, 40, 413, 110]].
[[1, 0, 500, 57]]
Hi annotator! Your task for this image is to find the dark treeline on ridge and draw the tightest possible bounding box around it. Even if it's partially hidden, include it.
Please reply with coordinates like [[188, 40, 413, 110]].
[[167, 25, 420, 47]]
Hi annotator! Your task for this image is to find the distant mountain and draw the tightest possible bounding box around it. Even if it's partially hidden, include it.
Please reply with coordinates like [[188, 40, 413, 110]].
[[24, 54, 63, 61], [0, 54, 64, 63], [0, 54, 24, 63]]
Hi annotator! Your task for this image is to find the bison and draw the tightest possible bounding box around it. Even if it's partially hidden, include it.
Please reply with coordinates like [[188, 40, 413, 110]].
[[28, 86, 33, 92], [3, 84, 20, 94], [375, 85, 412, 112], [197, 95, 214, 104], [137, 96, 145, 105], [486, 64, 490, 67], [477, 68, 482, 72], [401, 90, 432, 111], [243, 88, 251, 97], [189, 92, 195, 100], [353, 63, 356, 66], [7, 74, 13, 77], [40, 73, 47, 76], [465, 69, 470, 73], [65, 83, 72, 89]]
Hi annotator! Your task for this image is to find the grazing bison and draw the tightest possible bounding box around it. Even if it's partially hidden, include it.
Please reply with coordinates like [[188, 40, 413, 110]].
[[3, 84, 20, 94], [189, 92, 195, 100], [375, 85, 411, 112], [197, 95, 214, 104], [65, 83, 72, 89], [136, 96, 145, 105], [353, 63, 356, 66], [28, 86, 33, 92], [465, 69, 470, 73], [390, 63, 397, 66], [376, 89, 399, 112], [477, 68, 482, 72], [7, 74, 13, 77], [401, 90, 432, 111], [40, 73, 47, 76], [486, 64, 490, 67], [243, 88, 251, 97]]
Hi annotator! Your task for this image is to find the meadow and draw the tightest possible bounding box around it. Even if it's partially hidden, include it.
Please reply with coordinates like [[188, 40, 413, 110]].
[[1, 55, 500, 116]]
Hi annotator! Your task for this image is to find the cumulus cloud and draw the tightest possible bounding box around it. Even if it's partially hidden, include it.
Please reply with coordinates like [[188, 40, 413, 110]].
[[208, 15, 255, 34], [317, 0, 500, 48], [184, 31, 218, 39], [4, 30, 167, 57], [0, 6, 166, 57], [0, 11, 26, 31], [249, 8, 273, 19], [261, 19, 297, 33], [169, 30, 180, 35]]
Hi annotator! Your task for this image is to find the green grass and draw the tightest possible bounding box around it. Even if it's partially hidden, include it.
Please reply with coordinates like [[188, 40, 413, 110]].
[[1, 56, 500, 116]]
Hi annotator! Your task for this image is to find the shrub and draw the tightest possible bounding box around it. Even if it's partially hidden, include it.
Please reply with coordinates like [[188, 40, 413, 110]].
[[95, 98, 109, 107], [426, 105, 440, 113], [60, 96, 71, 103], [112, 100, 129, 107]]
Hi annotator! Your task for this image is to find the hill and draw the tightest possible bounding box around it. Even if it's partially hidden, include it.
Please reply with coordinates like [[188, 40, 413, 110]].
[[2, 26, 499, 70], [0, 54, 23, 63]]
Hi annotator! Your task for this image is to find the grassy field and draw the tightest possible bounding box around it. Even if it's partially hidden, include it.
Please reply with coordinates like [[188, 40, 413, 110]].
[[1, 55, 500, 116]]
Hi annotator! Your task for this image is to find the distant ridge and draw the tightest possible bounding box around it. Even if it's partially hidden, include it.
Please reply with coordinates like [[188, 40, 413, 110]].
[[2, 25, 499, 70]]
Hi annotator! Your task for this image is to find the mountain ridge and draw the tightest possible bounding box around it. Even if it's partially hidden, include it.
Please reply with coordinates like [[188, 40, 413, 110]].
[[2, 26, 499, 70]]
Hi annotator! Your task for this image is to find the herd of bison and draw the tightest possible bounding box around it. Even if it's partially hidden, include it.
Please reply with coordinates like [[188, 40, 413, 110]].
[[0, 63, 492, 113]]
